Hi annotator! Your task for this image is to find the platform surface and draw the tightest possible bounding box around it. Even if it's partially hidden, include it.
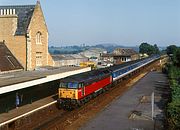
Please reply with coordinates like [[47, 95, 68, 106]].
[[0, 67, 91, 95], [0, 95, 56, 124], [0, 66, 84, 87], [80, 71, 168, 130]]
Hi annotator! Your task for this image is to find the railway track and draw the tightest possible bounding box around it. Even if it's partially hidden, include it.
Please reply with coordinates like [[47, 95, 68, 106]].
[[31, 60, 160, 130], [34, 74, 145, 130]]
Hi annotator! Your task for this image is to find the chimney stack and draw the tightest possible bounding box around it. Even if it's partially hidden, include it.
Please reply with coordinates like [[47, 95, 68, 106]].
[[0, 9, 16, 15]]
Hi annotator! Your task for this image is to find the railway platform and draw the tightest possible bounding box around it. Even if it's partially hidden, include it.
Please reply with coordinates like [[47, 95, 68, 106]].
[[0, 95, 56, 126], [80, 71, 169, 130], [0, 66, 91, 129], [0, 67, 90, 114]]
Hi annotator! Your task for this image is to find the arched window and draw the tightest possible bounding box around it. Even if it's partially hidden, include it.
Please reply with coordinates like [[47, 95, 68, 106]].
[[36, 32, 42, 44]]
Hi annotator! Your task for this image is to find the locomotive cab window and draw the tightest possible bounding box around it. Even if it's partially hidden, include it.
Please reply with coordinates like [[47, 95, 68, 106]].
[[59, 82, 79, 89], [78, 83, 84, 88], [59, 83, 68, 88], [68, 82, 78, 89]]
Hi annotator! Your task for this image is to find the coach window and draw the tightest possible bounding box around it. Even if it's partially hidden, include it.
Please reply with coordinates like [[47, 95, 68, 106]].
[[112, 73, 116, 78], [36, 32, 42, 44]]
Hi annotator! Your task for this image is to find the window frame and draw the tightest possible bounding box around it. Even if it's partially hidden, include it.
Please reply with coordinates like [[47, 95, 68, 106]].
[[36, 32, 42, 44]]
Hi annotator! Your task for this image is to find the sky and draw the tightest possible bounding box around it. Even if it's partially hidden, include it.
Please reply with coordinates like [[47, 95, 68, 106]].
[[0, 0, 180, 47]]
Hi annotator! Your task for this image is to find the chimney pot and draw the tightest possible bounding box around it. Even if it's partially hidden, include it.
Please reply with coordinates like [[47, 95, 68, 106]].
[[7, 9, 9, 15], [13, 9, 15, 15], [10, 9, 12, 15], [3, 9, 6, 15], [0, 9, 3, 15]]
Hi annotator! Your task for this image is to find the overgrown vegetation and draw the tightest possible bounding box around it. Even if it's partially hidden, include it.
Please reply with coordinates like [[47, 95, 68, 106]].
[[139, 43, 160, 55], [166, 45, 180, 130]]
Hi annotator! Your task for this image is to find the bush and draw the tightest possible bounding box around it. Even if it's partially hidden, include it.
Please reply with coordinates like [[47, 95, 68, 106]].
[[167, 65, 180, 129]]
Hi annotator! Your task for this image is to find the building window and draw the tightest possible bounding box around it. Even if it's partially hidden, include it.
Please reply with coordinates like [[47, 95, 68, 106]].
[[121, 57, 126, 62], [36, 32, 42, 44], [36, 52, 42, 66]]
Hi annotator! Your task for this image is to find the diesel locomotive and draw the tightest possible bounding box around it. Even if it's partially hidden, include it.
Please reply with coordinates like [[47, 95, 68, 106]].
[[57, 55, 160, 110]]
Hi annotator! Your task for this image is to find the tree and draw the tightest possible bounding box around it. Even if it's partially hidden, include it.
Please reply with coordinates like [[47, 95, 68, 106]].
[[173, 48, 180, 67], [166, 45, 180, 67], [166, 45, 178, 56], [154, 44, 160, 54], [139, 43, 159, 56]]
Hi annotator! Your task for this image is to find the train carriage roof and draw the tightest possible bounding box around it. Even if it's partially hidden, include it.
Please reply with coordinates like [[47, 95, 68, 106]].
[[108, 58, 143, 71], [109, 55, 159, 72], [60, 68, 110, 83], [60, 57, 152, 83]]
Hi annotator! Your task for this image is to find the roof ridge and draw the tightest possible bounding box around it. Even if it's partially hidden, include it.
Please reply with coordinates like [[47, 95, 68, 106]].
[[0, 4, 36, 35], [0, 5, 35, 8]]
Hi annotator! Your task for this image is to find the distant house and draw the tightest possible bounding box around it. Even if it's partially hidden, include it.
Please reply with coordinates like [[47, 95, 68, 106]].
[[52, 54, 88, 67], [0, 1, 54, 70], [0, 42, 23, 73], [101, 48, 139, 64], [80, 48, 107, 60]]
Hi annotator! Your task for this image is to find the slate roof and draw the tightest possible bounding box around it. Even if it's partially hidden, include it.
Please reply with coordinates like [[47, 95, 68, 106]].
[[0, 42, 23, 72], [113, 48, 138, 56], [0, 5, 35, 35], [52, 54, 88, 61], [101, 48, 138, 57]]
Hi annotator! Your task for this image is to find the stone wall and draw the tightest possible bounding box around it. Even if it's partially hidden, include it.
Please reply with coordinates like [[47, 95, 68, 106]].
[[27, 3, 53, 70], [0, 3, 54, 70], [0, 15, 27, 68]]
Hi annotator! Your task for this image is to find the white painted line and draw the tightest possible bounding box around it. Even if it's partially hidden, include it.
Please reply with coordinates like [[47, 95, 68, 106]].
[[0, 100, 57, 127]]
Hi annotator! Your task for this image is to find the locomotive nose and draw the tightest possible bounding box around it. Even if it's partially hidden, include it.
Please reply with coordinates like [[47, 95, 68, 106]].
[[59, 88, 77, 99]]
